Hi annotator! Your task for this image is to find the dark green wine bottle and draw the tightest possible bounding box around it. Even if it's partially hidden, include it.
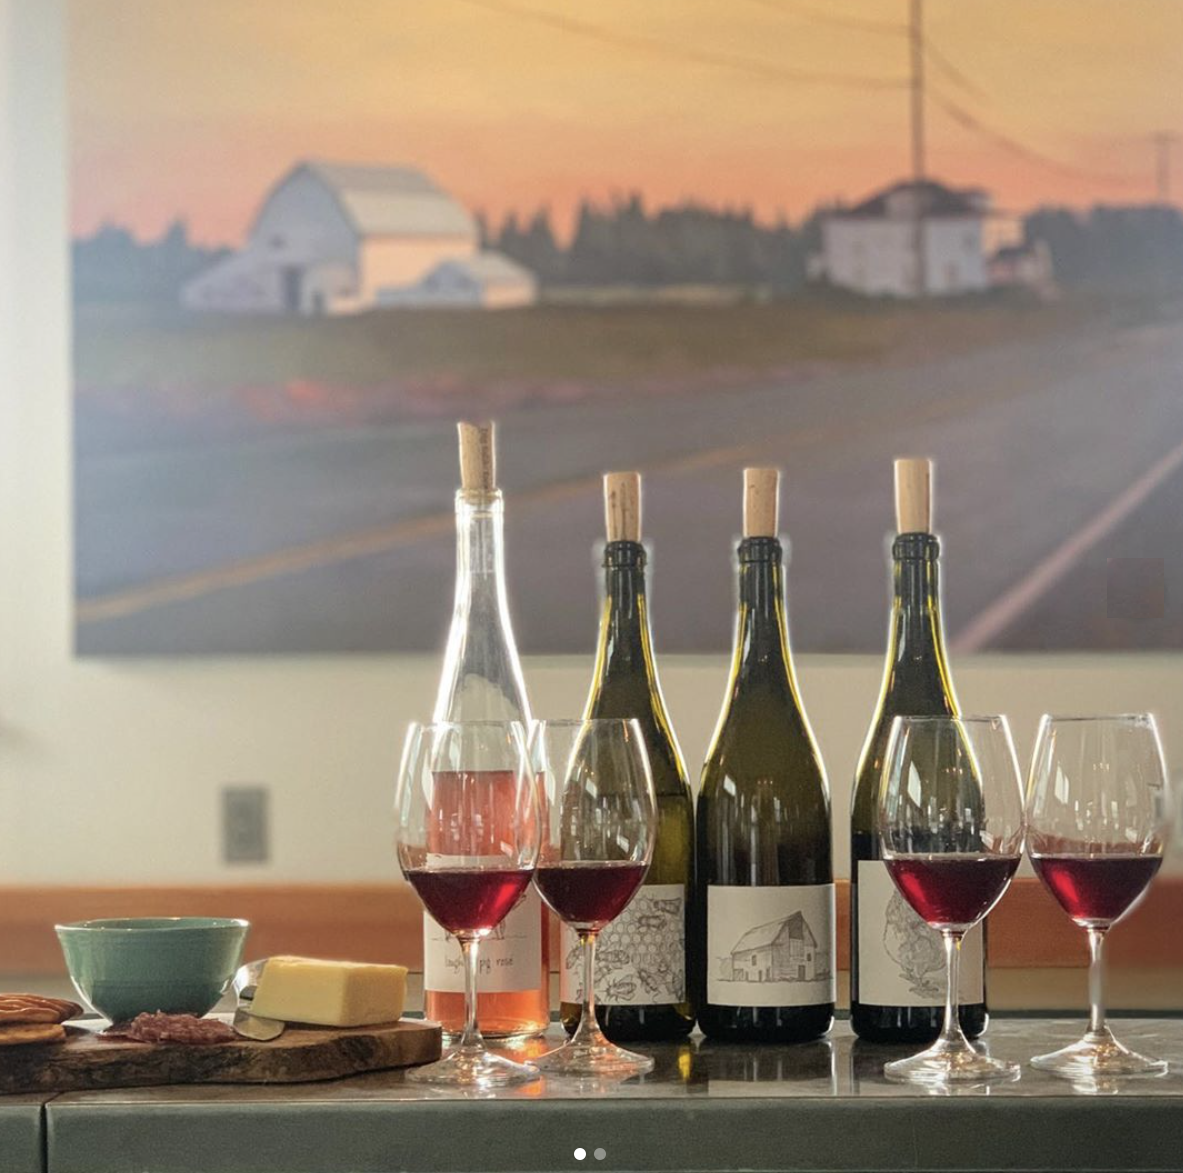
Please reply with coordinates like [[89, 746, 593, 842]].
[[849, 458, 987, 1043], [696, 468, 834, 1043], [559, 472, 695, 1042]]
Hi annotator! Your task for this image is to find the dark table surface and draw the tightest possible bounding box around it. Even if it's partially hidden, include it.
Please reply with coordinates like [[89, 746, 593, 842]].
[[30, 1018, 1183, 1173]]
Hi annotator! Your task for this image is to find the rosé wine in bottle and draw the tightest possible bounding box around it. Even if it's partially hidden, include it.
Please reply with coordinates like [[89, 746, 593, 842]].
[[423, 422, 549, 1040]]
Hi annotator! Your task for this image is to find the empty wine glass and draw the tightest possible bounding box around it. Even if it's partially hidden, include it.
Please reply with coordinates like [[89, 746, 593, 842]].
[[1026, 714, 1172, 1079], [531, 718, 657, 1078], [395, 721, 540, 1089], [878, 715, 1025, 1086]]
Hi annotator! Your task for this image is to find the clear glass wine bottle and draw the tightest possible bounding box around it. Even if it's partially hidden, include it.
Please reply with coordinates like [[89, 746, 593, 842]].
[[422, 421, 549, 1040]]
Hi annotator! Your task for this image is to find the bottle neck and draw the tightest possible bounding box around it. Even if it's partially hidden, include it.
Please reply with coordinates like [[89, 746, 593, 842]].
[[731, 537, 796, 690], [433, 489, 530, 724], [883, 532, 956, 704], [591, 541, 657, 689], [455, 490, 507, 590]]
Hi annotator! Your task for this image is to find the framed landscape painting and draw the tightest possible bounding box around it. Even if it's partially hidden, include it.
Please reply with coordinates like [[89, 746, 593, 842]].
[[71, 0, 1183, 655]]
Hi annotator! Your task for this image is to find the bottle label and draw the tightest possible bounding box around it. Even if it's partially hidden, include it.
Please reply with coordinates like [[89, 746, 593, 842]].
[[707, 884, 836, 1008], [423, 886, 543, 994], [856, 860, 985, 1005], [559, 883, 686, 1006]]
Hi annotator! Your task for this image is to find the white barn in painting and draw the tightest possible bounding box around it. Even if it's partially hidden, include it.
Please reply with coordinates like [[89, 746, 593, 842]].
[[181, 160, 536, 314], [811, 179, 990, 298]]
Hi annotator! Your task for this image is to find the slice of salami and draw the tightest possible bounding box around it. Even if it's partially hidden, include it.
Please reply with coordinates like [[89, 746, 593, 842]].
[[100, 1012, 236, 1045]]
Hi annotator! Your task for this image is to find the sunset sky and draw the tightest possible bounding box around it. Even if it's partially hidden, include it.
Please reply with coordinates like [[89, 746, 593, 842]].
[[70, 0, 1183, 245]]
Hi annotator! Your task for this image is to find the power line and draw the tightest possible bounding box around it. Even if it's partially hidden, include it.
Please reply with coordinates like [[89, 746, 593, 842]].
[[929, 86, 1141, 188], [922, 38, 988, 102], [454, 0, 907, 91], [743, 0, 902, 38], [460, 0, 1149, 194]]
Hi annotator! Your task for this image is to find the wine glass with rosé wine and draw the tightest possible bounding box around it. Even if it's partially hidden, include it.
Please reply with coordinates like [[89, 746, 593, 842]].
[[879, 715, 1025, 1086], [396, 721, 540, 1089], [1026, 714, 1173, 1080], [530, 718, 657, 1079]]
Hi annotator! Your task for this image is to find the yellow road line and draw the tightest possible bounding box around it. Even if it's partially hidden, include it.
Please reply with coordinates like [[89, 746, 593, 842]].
[[77, 395, 983, 626]]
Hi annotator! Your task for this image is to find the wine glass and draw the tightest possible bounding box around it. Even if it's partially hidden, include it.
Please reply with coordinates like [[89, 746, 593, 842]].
[[395, 720, 540, 1089], [530, 718, 657, 1078], [1026, 714, 1172, 1079], [878, 715, 1025, 1085]]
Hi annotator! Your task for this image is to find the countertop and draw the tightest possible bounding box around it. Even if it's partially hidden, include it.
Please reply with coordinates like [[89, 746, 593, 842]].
[[34, 1017, 1183, 1173]]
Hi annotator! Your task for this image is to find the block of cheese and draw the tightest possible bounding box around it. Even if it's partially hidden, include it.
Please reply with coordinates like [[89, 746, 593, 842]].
[[251, 957, 408, 1028]]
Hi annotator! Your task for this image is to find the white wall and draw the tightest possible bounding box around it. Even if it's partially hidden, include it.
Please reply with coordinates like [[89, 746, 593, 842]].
[[924, 218, 988, 294], [823, 216, 987, 297], [2, 0, 1181, 887]]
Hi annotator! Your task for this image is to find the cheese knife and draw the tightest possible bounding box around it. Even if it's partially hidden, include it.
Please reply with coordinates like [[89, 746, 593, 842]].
[[231, 958, 286, 1041]]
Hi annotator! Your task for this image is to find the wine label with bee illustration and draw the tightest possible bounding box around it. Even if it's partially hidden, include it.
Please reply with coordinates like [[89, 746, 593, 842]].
[[856, 861, 984, 1005], [560, 883, 686, 1006]]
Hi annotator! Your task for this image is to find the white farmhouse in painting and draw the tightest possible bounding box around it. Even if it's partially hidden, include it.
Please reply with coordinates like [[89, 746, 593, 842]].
[[811, 179, 990, 298], [181, 160, 536, 314]]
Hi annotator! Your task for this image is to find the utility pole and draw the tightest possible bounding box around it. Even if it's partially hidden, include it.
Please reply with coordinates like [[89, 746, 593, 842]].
[[910, 0, 926, 296], [1152, 132, 1178, 204]]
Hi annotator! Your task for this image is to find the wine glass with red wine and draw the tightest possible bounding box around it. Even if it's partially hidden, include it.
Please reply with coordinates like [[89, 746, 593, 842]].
[[531, 718, 657, 1078], [879, 714, 1025, 1086], [395, 721, 540, 1088], [1026, 714, 1172, 1079]]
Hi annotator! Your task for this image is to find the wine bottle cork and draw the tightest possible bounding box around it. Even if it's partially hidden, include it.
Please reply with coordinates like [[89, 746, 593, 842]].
[[895, 457, 933, 534], [604, 472, 641, 542], [457, 421, 496, 492], [743, 467, 779, 538]]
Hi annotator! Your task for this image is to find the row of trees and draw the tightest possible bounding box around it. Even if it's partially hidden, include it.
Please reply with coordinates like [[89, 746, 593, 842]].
[[482, 196, 820, 290], [72, 221, 228, 306], [1023, 205, 1183, 294]]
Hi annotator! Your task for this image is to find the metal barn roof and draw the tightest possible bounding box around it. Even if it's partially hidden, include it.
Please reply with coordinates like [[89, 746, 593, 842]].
[[300, 160, 477, 239], [730, 911, 814, 955]]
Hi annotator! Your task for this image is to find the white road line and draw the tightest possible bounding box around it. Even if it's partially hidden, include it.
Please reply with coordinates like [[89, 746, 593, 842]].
[[951, 435, 1183, 653]]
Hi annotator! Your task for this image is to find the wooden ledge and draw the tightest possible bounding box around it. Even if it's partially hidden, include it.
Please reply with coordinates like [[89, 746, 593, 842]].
[[2, 878, 1179, 976]]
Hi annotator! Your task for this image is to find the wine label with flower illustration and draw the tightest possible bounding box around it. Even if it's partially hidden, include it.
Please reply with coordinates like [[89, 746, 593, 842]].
[[707, 883, 836, 1007], [856, 861, 984, 1005], [559, 883, 686, 1006], [423, 887, 543, 994]]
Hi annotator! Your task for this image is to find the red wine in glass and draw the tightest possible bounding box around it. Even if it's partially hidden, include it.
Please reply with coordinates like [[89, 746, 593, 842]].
[[404, 866, 534, 936], [535, 860, 648, 930], [1031, 853, 1162, 927], [886, 855, 1019, 929]]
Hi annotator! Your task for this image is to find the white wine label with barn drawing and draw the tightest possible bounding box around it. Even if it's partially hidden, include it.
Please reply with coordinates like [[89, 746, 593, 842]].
[[707, 883, 836, 1007], [560, 883, 686, 1006]]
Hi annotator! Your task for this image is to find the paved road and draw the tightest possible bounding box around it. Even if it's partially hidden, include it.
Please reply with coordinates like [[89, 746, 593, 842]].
[[75, 317, 1183, 655]]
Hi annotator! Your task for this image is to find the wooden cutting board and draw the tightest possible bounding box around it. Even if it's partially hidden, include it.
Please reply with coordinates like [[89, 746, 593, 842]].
[[0, 1018, 442, 1095]]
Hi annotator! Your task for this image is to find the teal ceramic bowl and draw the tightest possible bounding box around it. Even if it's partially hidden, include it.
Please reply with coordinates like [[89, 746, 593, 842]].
[[55, 917, 249, 1023]]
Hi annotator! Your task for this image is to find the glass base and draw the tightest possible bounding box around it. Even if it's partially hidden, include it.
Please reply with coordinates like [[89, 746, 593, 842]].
[[535, 1034, 654, 1079], [885, 1037, 1020, 1086], [407, 1045, 540, 1089], [1031, 1030, 1169, 1079]]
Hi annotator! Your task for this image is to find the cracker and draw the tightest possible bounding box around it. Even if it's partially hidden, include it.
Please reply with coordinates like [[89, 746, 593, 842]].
[[0, 1022, 67, 1046]]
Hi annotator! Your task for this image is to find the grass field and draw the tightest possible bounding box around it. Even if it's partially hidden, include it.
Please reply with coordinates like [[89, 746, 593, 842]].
[[72, 290, 1169, 395]]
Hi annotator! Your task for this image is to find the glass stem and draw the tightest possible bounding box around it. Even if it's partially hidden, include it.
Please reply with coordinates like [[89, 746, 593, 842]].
[[457, 936, 484, 1053], [1086, 926, 1111, 1041], [571, 930, 607, 1048], [937, 929, 969, 1050]]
